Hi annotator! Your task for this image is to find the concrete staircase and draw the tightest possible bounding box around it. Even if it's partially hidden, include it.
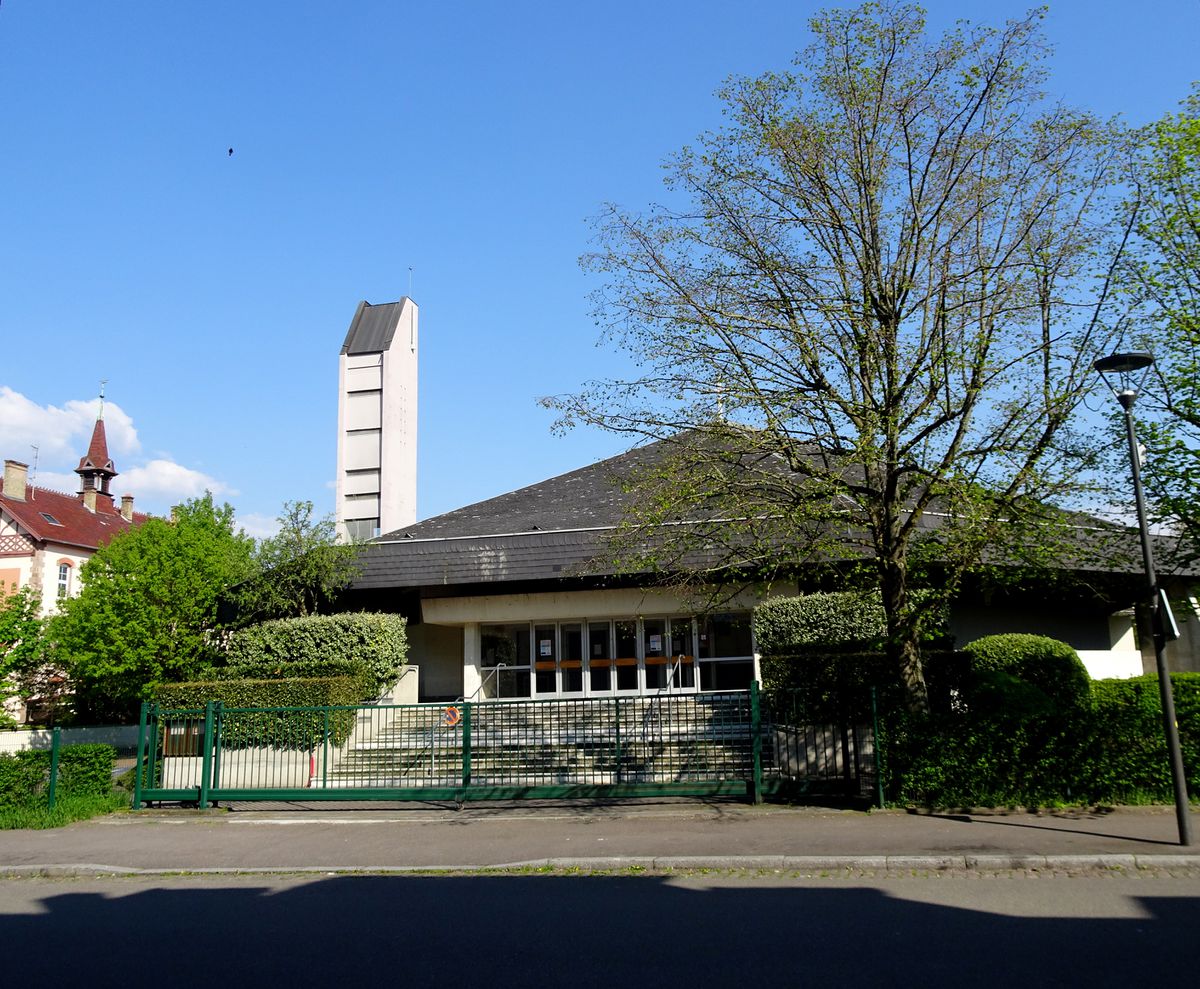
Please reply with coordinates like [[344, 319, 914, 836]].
[[315, 693, 768, 789]]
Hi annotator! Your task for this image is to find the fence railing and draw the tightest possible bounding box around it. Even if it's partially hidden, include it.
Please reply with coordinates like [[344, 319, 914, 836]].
[[132, 684, 876, 807]]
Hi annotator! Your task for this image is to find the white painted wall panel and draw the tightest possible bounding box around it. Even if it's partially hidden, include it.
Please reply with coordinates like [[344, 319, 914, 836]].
[[344, 430, 381, 470], [345, 390, 381, 430]]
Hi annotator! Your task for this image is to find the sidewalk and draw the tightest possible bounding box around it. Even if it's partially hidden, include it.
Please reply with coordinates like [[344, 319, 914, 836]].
[[1, 800, 1198, 877]]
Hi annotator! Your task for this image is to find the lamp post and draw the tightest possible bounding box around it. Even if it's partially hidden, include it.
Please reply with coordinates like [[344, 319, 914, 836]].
[[1093, 351, 1193, 846]]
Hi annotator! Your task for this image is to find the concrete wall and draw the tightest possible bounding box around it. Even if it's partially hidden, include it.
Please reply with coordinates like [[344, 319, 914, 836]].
[[0, 724, 139, 754], [407, 625, 464, 700]]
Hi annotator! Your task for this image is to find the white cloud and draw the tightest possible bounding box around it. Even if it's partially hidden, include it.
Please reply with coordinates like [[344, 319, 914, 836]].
[[121, 460, 236, 503], [0, 387, 139, 464], [2, 387, 238, 516], [236, 512, 281, 540]]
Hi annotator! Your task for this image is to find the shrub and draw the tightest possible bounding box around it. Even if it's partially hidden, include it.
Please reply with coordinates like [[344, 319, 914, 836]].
[[754, 592, 887, 656], [221, 613, 407, 698], [756, 591, 951, 712], [962, 634, 1090, 711], [880, 673, 1200, 807], [0, 744, 116, 812], [153, 676, 366, 748]]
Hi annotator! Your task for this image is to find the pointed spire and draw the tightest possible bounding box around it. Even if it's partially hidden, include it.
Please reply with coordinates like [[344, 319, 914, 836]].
[[76, 392, 118, 504]]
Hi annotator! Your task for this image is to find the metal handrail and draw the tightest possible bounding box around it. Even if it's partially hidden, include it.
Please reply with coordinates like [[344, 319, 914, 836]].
[[642, 654, 689, 741], [457, 663, 506, 705]]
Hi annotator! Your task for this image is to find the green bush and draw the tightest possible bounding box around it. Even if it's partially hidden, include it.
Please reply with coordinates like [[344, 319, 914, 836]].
[[221, 613, 407, 698], [0, 744, 116, 811], [881, 673, 1200, 807], [205, 657, 370, 684], [962, 634, 1091, 711], [754, 592, 887, 656], [154, 676, 365, 748]]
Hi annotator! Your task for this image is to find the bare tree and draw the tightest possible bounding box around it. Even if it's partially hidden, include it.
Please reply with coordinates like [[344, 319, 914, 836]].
[[546, 4, 1131, 709]]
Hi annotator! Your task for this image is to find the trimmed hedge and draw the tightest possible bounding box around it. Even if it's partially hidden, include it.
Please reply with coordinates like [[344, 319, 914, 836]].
[[154, 676, 364, 748], [962, 633, 1091, 712], [754, 592, 887, 656], [0, 744, 116, 811], [883, 673, 1200, 807], [756, 591, 953, 713], [222, 612, 407, 698]]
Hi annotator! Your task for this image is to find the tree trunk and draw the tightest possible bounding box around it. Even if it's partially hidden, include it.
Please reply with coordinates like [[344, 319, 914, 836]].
[[880, 556, 929, 713]]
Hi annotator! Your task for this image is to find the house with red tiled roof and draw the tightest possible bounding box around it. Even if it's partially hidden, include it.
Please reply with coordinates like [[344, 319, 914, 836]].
[[0, 416, 150, 614]]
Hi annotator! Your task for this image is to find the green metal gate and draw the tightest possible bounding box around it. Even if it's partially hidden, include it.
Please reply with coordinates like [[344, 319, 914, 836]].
[[132, 684, 875, 807]]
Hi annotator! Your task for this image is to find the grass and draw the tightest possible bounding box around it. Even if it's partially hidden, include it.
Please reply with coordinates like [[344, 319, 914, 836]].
[[0, 791, 131, 830]]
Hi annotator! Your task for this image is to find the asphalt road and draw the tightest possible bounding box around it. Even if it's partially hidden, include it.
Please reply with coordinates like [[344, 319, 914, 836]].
[[1, 872, 1196, 987]]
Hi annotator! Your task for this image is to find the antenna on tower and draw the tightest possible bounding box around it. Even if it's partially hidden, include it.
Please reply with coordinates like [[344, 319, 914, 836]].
[[98, 379, 108, 420], [408, 267, 416, 351], [29, 445, 39, 499]]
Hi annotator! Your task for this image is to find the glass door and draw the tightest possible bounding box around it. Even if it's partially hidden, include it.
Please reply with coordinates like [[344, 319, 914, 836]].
[[587, 621, 613, 694]]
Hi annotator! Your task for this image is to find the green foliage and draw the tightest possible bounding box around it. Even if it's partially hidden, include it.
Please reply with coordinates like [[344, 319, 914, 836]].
[[51, 494, 256, 720], [154, 677, 365, 748], [881, 674, 1200, 807], [1121, 87, 1200, 557], [235, 501, 362, 621], [219, 612, 407, 698], [546, 3, 1130, 711], [0, 791, 130, 830], [0, 743, 116, 813], [756, 592, 950, 712], [754, 592, 887, 656], [962, 634, 1091, 712], [0, 586, 46, 725]]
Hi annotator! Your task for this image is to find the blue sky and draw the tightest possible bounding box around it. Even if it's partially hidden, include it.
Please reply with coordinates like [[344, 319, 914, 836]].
[[1, 1, 1196, 537]]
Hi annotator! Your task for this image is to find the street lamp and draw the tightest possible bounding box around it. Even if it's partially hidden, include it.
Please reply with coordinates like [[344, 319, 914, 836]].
[[1093, 351, 1193, 846]]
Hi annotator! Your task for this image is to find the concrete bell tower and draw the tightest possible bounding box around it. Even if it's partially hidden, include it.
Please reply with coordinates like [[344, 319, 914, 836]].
[[335, 298, 418, 541]]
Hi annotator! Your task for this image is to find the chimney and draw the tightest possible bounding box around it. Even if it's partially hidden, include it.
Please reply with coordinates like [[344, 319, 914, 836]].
[[83, 488, 97, 513], [3, 460, 28, 501], [120, 494, 134, 521]]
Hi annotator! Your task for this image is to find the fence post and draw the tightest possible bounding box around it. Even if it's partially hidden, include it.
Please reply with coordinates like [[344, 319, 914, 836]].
[[198, 700, 215, 809], [322, 707, 330, 788], [211, 702, 224, 797], [146, 704, 160, 795], [614, 697, 622, 785], [133, 701, 148, 810], [750, 681, 763, 805], [871, 686, 884, 809], [47, 727, 61, 810], [462, 701, 472, 789]]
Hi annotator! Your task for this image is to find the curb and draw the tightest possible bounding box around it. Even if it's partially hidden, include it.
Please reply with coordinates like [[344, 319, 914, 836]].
[[3, 854, 1200, 878]]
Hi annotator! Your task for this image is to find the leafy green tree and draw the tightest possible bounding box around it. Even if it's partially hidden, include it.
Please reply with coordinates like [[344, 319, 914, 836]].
[[51, 494, 255, 719], [1123, 87, 1200, 557], [0, 586, 45, 726], [235, 500, 361, 621], [546, 4, 1130, 709]]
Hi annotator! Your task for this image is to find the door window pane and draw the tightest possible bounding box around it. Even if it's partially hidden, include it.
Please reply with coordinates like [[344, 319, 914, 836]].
[[615, 620, 638, 690], [534, 624, 557, 694], [588, 622, 612, 691], [561, 623, 583, 693]]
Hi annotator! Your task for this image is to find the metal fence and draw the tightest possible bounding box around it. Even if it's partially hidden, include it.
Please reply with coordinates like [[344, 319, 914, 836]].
[[132, 684, 876, 807]]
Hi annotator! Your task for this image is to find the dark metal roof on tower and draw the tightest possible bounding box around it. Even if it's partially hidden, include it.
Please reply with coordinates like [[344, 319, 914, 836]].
[[75, 418, 117, 478], [341, 298, 411, 355]]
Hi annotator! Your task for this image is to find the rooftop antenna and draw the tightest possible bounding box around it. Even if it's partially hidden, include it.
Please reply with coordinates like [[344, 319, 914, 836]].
[[408, 267, 415, 351], [98, 379, 108, 420], [29, 444, 38, 499], [408, 266, 413, 298]]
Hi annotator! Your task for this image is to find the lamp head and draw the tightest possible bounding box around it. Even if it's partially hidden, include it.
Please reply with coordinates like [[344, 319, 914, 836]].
[[1093, 351, 1155, 409]]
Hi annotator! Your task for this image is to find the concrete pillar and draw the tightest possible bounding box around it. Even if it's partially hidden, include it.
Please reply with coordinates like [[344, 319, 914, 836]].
[[462, 622, 482, 701]]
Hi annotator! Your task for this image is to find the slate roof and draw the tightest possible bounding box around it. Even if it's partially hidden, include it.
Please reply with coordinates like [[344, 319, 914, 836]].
[[351, 435, 1187, 595], [353, 442, 669, 590], [0, 482, 149, 552]]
